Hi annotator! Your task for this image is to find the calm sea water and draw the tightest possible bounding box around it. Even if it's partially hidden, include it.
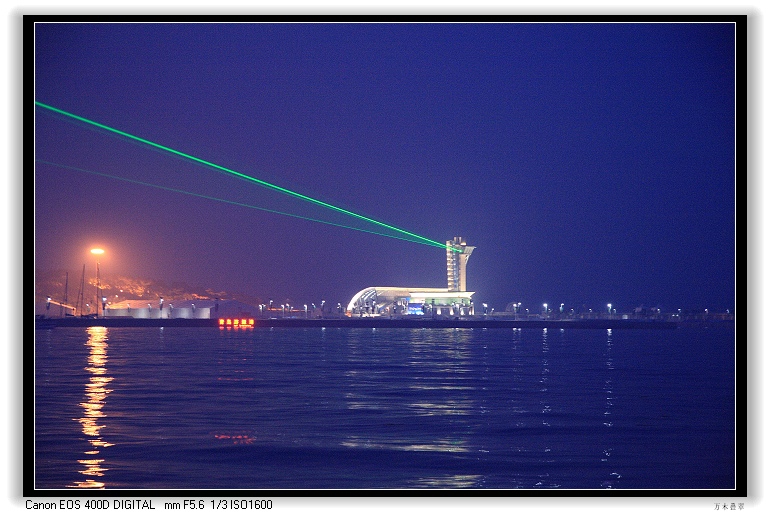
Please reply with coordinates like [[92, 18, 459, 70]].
[[34, 325, 735, 490]]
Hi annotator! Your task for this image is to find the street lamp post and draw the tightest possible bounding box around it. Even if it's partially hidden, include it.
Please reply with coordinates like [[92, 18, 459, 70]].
[[90, 248, 105, 317]]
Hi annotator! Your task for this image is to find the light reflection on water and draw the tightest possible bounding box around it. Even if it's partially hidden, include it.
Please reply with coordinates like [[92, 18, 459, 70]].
[[34, 325, 735, 490], [341, 436, 469, 453], [601, 328, 621, 489], [412, 474, 484, 488], [340, 330, 477, 464], [69, 326, 113, 489]]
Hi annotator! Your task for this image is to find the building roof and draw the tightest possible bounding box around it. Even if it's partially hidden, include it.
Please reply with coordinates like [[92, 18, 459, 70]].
[[107, 298, 258, 315], [346, 286, 474, 311]]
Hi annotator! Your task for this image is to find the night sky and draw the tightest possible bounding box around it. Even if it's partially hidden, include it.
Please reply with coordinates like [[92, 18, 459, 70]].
[[33, 20, 737, 314]]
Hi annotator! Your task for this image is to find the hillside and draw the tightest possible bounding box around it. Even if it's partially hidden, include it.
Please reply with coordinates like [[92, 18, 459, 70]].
[[35, 269, 265, 311]]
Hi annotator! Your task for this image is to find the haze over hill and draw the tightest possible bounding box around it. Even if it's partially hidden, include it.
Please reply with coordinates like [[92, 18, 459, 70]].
[[35, 269, 272, 312]]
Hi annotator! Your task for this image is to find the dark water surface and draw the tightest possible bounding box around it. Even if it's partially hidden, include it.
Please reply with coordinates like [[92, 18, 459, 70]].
[[34, 326, 735, 490]]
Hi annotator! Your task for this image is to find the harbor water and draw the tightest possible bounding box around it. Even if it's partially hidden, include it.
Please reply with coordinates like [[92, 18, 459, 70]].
[[34, 325, 736, 490]]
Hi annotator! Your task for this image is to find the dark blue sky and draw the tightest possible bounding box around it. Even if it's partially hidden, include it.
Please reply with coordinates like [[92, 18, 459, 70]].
[[34, 20, 736, 313]]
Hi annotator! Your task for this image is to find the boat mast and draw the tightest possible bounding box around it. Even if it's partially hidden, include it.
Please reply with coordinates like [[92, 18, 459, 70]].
[[76, 264, 85, 316], [62, 272, 68, 317]]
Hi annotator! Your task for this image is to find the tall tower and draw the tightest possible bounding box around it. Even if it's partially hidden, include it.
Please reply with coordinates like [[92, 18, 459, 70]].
[[446, 236, 475, 292]]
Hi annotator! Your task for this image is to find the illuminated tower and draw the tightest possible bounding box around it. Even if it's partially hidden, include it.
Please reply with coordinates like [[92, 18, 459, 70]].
[[446, 236, 475, 292]]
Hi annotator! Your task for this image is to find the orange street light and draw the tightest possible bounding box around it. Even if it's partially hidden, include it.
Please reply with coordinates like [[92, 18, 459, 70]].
[[90, 248, 105, 317]]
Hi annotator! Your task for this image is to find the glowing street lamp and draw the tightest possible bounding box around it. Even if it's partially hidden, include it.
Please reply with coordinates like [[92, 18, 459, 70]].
[[90, 248, 105, 317]]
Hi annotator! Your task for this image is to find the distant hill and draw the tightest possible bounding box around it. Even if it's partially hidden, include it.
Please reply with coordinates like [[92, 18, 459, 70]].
[[35, 269, 265, 310]]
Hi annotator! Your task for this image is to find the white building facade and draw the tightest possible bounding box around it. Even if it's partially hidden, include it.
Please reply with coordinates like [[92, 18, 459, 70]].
[[347, 237, 477, 317]]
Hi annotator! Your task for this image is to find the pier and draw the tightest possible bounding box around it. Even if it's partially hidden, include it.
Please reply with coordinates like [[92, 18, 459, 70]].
[[35, 316, 682, 330]]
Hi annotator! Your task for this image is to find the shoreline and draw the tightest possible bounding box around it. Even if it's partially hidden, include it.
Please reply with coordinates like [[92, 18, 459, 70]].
[[32, 316, 698, 330]]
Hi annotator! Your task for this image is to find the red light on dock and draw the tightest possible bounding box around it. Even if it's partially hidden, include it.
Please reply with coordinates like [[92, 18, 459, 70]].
[[219, 318, 255, 328]]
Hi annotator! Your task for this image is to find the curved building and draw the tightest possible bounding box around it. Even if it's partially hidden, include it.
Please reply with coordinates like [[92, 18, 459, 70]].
[[347, 237, 476, 317]]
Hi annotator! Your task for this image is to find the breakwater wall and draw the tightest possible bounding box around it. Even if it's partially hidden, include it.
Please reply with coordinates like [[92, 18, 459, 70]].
[[36, 316, 681, 330]]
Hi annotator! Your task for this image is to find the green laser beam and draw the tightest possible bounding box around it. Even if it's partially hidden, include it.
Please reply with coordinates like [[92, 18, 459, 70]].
[[36, 160, 443, 249], [36, 101, 458, 252]]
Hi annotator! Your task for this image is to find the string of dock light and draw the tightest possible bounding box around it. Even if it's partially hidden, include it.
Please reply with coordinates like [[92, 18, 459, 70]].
[[35, 101, 460, 252]]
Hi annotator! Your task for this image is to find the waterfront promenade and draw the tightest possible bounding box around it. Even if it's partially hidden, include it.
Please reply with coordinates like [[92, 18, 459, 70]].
[[35, 316, 685, 330]]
